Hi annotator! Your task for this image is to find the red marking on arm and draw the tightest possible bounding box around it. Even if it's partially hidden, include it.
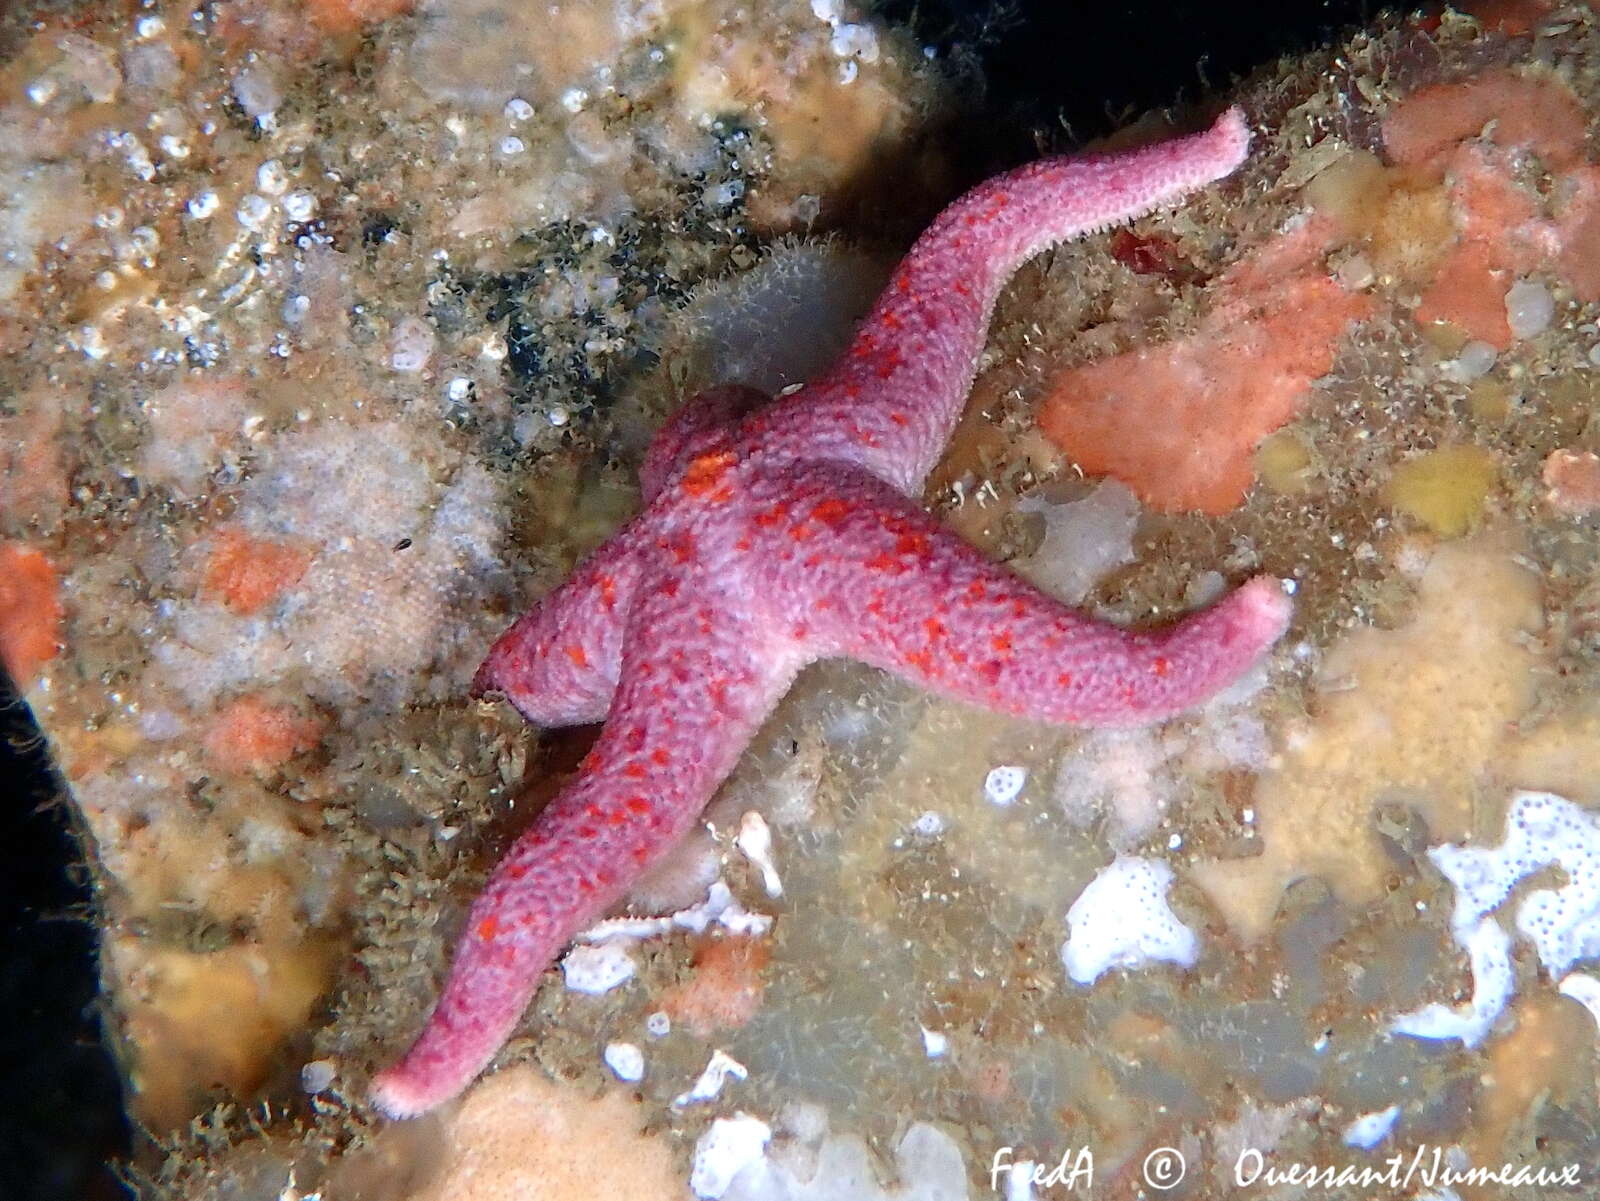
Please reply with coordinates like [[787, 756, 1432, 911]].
[[683, 449, 738, 501], [811, 498, 852, 526], [565, 644, 589, 668], [477, 917, 499, 940]]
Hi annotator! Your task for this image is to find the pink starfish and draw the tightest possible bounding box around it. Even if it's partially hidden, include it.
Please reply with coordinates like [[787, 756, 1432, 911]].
[[371, 106, 1290, 1117]]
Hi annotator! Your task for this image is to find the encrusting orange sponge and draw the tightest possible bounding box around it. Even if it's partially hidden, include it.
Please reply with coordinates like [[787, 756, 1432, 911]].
[[0, 542, 62, 686], [1038, 216, 1372, 515]]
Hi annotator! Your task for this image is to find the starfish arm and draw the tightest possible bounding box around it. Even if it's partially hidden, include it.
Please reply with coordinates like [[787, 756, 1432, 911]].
[[371, 580, 798, 1118], [471, 532, 645, 727], [761, 108, 1250, 494], [760, 467, 1289, 727], [639, 384, 768, 504]]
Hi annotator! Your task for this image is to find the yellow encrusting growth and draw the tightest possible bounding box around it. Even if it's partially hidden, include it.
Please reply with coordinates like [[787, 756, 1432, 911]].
[[1192, 532, 1546, 940], [108, 935, 341, 1130], [1254, 428, 1317, 497], [1382, 445, 1499, 538]]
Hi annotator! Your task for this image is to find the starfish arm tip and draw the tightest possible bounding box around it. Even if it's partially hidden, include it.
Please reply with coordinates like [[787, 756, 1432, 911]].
[[368, 1067, 443, 1120], [1233, 574, 1294, 644], [1216, 105, 1250, 154]]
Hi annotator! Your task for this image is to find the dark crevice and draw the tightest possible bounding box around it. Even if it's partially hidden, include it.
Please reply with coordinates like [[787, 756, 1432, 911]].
[[0, 672, 130, 1201]]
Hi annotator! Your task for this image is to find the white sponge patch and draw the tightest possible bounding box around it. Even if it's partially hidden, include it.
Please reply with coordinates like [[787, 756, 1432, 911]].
[[1061, 856, 1199, 986], [1391, 791, 1600, 1047]]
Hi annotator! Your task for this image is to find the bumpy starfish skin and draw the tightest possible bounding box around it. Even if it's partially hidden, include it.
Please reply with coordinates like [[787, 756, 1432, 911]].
[[371, 107, 1291, 1117]]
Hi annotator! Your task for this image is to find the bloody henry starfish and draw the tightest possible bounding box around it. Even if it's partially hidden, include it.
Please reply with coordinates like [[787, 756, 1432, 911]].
[[372, 106, 1291, 1116]]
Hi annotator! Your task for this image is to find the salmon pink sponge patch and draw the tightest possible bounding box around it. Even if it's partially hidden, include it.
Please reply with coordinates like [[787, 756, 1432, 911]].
[[1038, 214, 1372, 516], [370, 107, 1293, 1118]]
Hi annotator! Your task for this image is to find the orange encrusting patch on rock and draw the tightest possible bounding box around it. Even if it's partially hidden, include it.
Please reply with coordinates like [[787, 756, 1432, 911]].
[[1380, 68, 1587, 177], [1543, 449, 1600, 516], [1411, 146, 1555, 349], [1415, 240, 1516, 348], [203, 694, 324, 773], [1458, 0, 1560, 36], [1374, 69, 1600, 346], [1037, 216, 1371, 515], [0, 542, 62, 686], [658, 933, 770, 1037], [201, 526, 313, 615], [301, 0, 413, 34]]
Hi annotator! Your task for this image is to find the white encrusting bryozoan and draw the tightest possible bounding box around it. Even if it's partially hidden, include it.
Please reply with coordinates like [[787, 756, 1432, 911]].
[[1391, 791, 1600, 1047], [1061, 856, 1199, 985]]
